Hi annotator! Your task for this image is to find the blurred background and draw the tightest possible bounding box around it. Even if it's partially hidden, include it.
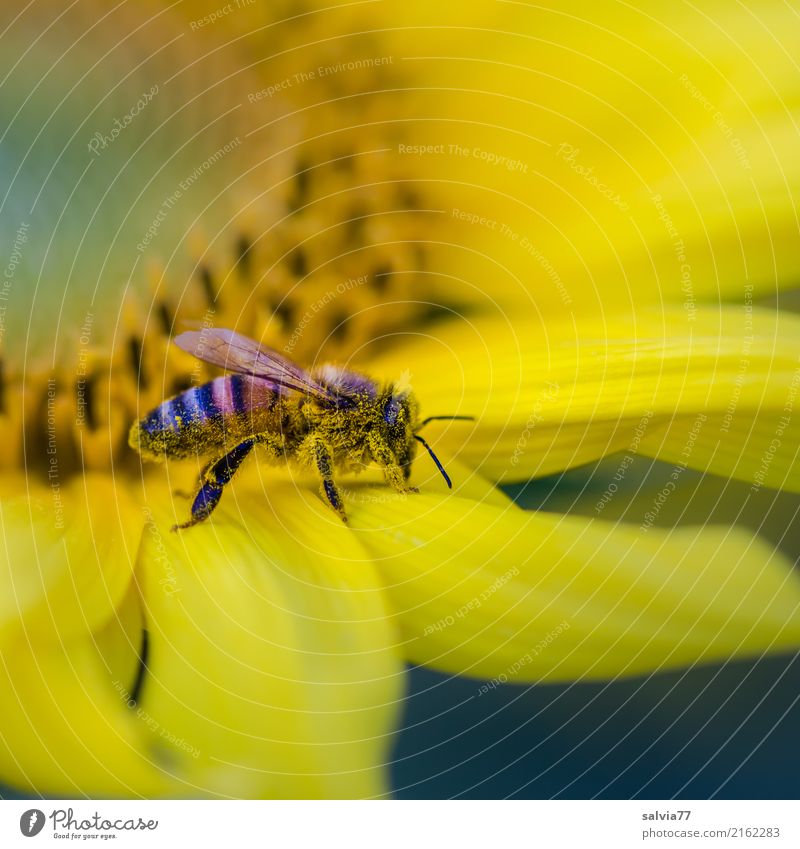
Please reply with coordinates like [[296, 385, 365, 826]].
[[1, 0, 798, 799]]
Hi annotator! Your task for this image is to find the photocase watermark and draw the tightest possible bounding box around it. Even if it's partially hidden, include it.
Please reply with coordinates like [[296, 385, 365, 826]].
[[137, 137, 242, 252], [190, 0, 255, 30], [113, 678, 199, 759], [510, 381, 560, 467], [476, 620, 571, 694], [46, 378, 65, 529], [19, 809, 46, 837], [283, 273, 369, 353], [0, 221, 28, 344], [423, 566, 520, 636], [398, 142, 528, 173], [75, 312, 94, 428], [594, 453, 636, 514], [24, 807, 158, 836], [451, 208, 572, 306], [188, 307, 217, 385], [640, 412, 707, 531], [87, 84, 158, 156], [137, 186, 181, 253], [340, 486, 414, 506], [651, 193, 696, 321], [518, 237, 572, 306], [555, 143, 630, 211], [142, 506, 181, 596], [678, 73, 751, 170], [720, 283, 753, 433], [249, 55, 394, 102], [751, 359, 800, 493], [595, 409, 655, 513], [447, 142, 529, 173]]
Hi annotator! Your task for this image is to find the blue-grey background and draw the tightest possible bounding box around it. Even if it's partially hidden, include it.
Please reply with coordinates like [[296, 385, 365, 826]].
[[393, 653, 798, 798]]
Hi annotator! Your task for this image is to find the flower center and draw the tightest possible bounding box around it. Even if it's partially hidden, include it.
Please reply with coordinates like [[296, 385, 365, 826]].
[[0, 2, 468, 482], [5, 153, 447, 481]]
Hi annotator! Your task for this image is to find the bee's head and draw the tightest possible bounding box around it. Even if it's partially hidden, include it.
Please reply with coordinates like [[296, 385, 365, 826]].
[[375, 385, 419, 471], [379, 386, 417, 437], [380, 369, 415, 429], [375, 381, 473, 489], [381, 391, 412, 428]]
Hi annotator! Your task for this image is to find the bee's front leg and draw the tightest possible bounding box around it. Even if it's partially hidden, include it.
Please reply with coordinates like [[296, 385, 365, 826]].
[[367, 433, 419, 495], [304, 437, 348, 522], [173, 439, 256, 531]]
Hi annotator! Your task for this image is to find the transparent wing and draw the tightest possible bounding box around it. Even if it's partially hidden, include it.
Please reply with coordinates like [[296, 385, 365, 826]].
[[174, 328, 336, 401]]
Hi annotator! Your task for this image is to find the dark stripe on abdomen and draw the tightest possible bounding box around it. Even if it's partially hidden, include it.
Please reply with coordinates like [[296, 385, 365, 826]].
[[143, 384, 219, 435], [230, 374, 247, 415], [197, 381, 220, 419]]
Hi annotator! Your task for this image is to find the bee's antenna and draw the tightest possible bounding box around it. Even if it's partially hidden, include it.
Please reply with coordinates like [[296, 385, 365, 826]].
[[417, 415, 474, 430], [414, 434, 452, 489]]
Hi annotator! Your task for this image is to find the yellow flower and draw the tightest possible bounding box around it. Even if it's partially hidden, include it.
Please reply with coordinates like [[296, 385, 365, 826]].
[[1, 1, 799, 799]]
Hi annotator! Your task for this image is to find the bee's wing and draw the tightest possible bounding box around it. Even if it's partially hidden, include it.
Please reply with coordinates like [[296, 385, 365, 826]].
[[174, 329, 337, 401]]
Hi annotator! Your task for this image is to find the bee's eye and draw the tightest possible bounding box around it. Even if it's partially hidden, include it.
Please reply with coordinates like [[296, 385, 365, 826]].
[[383, 397, 402, 427]]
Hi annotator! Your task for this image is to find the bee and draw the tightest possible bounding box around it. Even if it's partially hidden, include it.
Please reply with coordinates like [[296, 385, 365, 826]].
[[128, 328, 472, 530]]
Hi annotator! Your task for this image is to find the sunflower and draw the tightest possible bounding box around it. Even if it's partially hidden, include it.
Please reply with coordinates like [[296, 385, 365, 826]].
[[1, 1, 799, 799]]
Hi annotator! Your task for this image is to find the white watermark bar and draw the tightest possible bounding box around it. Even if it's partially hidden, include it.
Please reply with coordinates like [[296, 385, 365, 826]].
[[0, 799, 796, 847]]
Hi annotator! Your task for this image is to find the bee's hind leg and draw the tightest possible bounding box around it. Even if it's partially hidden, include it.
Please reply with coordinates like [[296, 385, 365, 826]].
[[173, 481, 225, 531], [172, 439, 256, 531]]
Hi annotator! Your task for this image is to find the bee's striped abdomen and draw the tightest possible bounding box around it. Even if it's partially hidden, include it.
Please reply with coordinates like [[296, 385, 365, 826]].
[[132, 375, 279, 459], [140, 379, 217, 435]]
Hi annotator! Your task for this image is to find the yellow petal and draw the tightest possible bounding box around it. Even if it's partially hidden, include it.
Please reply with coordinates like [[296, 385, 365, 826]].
[[0, 474, 175, 795], [334, 457, 513, 510], [135, 475, 404, 798], [376, 1, 800, 310], [371, 307, 800, 487], [0, 619, 168, 797], [638, 410, 800, 494], [346, 491, 800, 682], [0, 474, 141, 647]]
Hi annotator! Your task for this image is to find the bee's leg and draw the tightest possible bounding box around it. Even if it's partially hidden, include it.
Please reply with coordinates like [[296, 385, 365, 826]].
[[172, 481, 225, 531], [309, 439, 347, 522], [398, 448, 414, 482], [172, 439, 256, 531], [367, 434, 419, 494]]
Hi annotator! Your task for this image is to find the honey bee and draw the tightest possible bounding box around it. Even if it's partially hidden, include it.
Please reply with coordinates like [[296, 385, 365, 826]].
[[128, 328, 472, 530]]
